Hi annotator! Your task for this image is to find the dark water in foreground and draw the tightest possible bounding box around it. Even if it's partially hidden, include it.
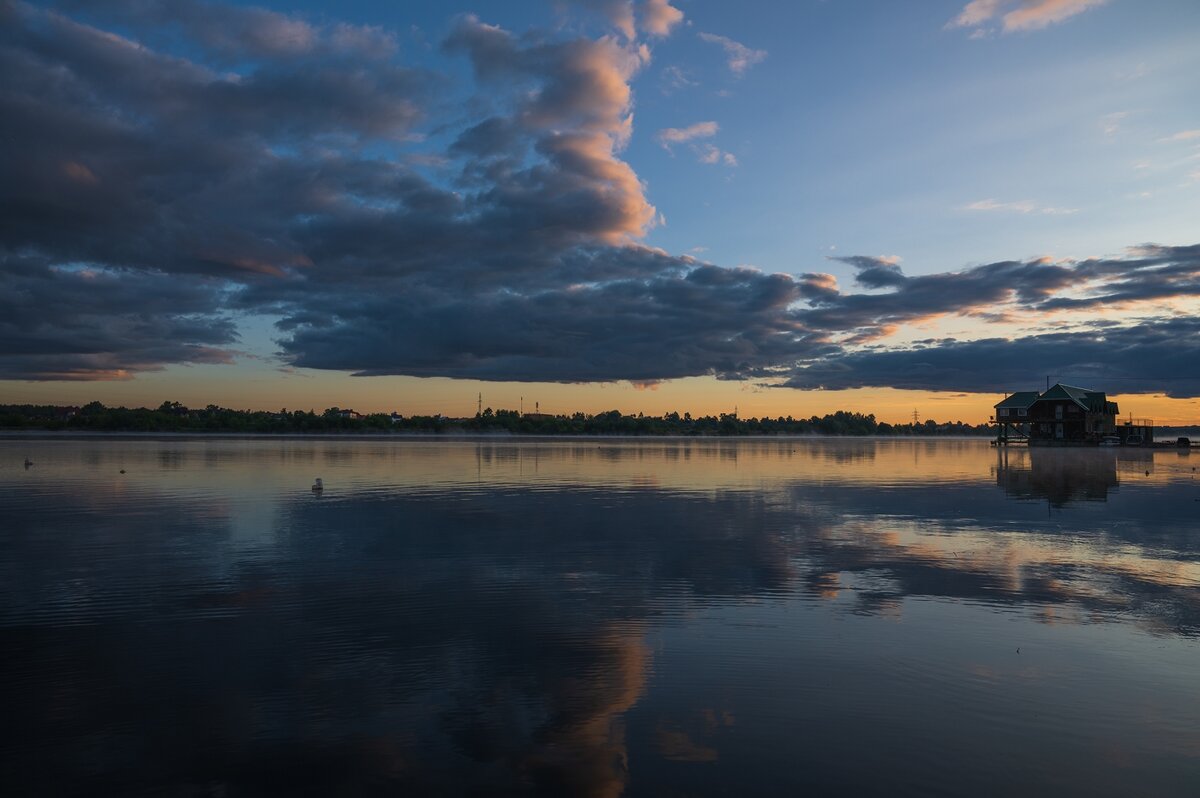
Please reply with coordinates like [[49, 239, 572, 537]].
[[1, 437, 1198, 796]]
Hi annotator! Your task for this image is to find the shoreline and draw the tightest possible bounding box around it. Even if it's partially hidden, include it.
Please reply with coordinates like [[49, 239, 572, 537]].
[[2, 430, 1192, 445], [1, 430, 998, 442]]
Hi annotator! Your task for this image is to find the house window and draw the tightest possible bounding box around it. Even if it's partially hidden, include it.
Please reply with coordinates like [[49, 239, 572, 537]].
[[999, 408, 1009, 417], [1017, 408, 1027, 417], [1055, 405, 1063, 419]]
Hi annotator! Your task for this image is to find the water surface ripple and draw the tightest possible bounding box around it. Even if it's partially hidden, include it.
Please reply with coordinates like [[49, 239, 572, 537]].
[[1, 438, 1198, 795]]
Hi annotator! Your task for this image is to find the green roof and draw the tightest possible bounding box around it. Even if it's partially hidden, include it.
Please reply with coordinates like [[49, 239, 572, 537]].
[[995, 391, 1040, 410], [1039, 383, 1091, 402], [1033, 383, 1119, 415]]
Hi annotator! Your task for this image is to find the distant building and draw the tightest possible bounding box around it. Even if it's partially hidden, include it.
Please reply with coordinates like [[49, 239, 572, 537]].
[[334, 408, 363, 420], [993, 383, 1152, 445], [389, 413, 403, 424]]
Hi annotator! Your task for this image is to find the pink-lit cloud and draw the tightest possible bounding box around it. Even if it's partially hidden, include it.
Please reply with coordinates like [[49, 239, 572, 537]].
[[949, 0, 1109, 34], [656, 121, 718, 148], [1003, 0, 1108, 31], [639, 0, 684, 37], [655, 122, 736, 167], [558, 0, 684, 39]]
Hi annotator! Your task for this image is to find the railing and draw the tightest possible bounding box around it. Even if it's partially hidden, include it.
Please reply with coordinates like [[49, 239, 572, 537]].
[[1121, 418, 1154, 427]]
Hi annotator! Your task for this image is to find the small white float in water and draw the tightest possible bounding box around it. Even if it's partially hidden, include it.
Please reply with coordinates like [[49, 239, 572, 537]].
[[312, 477, 324, 492]]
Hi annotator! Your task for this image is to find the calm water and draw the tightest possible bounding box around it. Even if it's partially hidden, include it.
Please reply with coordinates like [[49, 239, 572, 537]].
[[2, 437, 1198, 796]]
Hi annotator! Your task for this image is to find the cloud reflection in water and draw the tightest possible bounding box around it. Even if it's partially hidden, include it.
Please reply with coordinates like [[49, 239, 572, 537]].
[[1, 438, 1197, 794]]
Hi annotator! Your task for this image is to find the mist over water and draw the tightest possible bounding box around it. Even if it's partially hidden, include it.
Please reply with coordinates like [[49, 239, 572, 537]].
[[2, 438, 1198, 795]]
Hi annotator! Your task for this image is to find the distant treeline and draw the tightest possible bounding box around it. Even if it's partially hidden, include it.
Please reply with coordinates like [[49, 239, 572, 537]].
[[0, 401, 994, 436]]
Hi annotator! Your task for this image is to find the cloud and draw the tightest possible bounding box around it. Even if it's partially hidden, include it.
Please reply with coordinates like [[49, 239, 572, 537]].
[[697, 32, 767, 76], [659, 64, 696, 94], [0, 2, 805, 383], [273, 260, 819, 382], [0, 253, 237, 380], [949, 0, 1108, 34], [556, 0, 684, 39], [62, 0, 398, 61], [1002, 0, 1108, 31], [794, 254, 1074, 339], [639, 0, 684, 37], [782, 243, 1200, 393], [5, 1, 1198, 397], [561, 0, 637, 40], [781, 316, 1200, 396], [949, 0, 1008, 28], [0, 3, 428, 280], [656, 122, 736, 166], [965, 199, 1079, 215], [695, 143, 738, 167], [1159, 129, 1200, 143], [832, 255, 905, 289], [801, 244, 1200, 340], [442, 15, 656, 241], [1100, 111, 1128, 135], [656, 121, 719, 149]]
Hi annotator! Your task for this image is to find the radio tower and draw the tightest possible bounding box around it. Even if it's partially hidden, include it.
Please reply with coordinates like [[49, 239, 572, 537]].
[[912, 408, 920, 425], [477, 392, 482, 417]]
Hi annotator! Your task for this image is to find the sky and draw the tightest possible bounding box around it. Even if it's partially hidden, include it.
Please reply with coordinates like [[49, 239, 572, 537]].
[[2, 0, 1199, 423]]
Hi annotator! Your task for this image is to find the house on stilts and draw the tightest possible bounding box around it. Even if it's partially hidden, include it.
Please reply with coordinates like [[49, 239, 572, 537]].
[[992, 383, 1153, 446]]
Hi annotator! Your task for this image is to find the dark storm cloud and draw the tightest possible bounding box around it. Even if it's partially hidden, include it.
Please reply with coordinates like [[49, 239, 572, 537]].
[[1037, 243, 1200, 310], [0, 252, 236, 379], [831, 255, 906, 289], [278, 263, 822, 382], [781, 316, 1200, 397], [2, 1, 1198, 390], [798, 255, 1082, 336], [1, 0, 429, 280], [59, 0, 400, 62], [2, 1, 825, 383], [795, 245, 1200, 347]]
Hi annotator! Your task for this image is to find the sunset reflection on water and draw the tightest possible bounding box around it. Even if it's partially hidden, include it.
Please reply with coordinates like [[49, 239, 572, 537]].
[[1, 437, 1198, 796]]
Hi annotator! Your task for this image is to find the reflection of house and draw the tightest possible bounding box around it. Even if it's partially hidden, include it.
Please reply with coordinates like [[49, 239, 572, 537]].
[[995, 448, 1119, 506], [994, 383, 1152, 446]]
